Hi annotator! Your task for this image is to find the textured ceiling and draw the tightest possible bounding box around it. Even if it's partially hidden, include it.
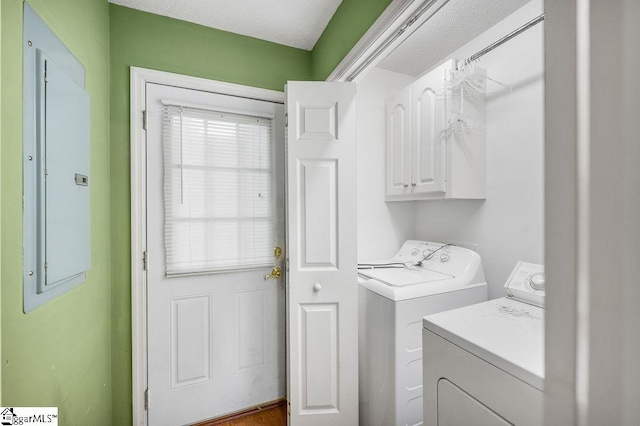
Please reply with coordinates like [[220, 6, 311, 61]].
[[108, 0, 343, 50], [378, 0, 532, 76]]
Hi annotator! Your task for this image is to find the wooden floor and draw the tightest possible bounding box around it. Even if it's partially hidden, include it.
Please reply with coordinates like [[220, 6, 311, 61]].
[[194, 400, 286, 426]]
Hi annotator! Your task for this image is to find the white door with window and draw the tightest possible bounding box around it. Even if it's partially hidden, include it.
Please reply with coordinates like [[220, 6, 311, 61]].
[[146, 83, 286, 426]]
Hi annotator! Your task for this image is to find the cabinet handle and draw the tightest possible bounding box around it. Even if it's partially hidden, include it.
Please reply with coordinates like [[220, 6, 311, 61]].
[[403, 184, 409, 188], [411, 183, 417, 187]]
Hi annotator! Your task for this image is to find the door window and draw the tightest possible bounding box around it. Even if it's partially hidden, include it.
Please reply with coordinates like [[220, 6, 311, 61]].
[[162, 104, 274, 275]]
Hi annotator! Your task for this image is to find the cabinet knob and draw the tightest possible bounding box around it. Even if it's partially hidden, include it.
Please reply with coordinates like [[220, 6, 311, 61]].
[[403, 184, 409, 188], [313, 282, 322, 292]]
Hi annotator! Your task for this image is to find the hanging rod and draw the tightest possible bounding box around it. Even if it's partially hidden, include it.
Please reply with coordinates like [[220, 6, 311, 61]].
[[457, 14, 545, 70]]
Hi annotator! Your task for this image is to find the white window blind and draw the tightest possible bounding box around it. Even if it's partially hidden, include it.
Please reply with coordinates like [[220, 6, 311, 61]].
[[162, 104, 274, 276]]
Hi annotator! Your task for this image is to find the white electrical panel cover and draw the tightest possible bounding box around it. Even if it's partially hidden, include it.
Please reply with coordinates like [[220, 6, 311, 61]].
[[23, 3, 91, 312]]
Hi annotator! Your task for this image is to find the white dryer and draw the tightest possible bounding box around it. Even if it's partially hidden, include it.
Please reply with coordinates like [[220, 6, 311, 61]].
[[422, 262, 545, 426], [358, 240, 488, 426]]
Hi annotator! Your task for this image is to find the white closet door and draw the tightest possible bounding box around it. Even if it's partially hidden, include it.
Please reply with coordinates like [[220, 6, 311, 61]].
[[286, 81, 358, 425]]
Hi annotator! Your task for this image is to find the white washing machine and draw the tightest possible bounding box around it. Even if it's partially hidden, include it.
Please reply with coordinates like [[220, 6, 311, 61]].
[[422, 262, 545, 426], [358, 240, 488, 426]]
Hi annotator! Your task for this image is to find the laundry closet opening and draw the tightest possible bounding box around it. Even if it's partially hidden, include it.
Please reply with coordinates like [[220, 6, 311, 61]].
[[352, 0, 545, 424]]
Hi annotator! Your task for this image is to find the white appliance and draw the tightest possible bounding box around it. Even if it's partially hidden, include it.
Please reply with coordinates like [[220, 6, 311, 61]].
[[358, 240, 488, 426], [422, 262, 545, 426]]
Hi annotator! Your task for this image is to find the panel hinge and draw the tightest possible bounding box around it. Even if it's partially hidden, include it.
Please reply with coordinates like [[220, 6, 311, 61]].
[[144, 389, 149, 410], [285, 113, 288, 128], [142, 251, 147, 271], [287, 401, 291, 416], [142, 110, 147, 131], [286, 258, 289, 272]]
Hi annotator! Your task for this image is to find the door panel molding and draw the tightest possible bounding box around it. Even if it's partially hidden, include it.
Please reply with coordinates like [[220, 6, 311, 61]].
[[170, 294, 213, 388], [130, 67, 284, 426], [298, 159, 339, 269], [299, 303, 339, 414]]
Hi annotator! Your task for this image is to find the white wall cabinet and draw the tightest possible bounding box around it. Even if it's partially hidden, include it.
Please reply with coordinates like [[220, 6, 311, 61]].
[[385, 59, 486, 201]]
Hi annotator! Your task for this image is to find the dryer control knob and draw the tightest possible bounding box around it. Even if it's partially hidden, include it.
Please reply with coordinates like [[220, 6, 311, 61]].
[[440, 253, 450, 262], [411, 247, 419, 255], [529, 273, 545, 291]]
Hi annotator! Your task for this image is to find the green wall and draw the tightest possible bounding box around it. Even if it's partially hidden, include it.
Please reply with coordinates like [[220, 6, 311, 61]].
[[109, 5, 313, 424], [1, 0, 112, 424], [311, 0, 393, 80]]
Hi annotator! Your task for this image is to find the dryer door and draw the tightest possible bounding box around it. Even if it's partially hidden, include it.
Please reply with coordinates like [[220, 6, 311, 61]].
[[437, 379, 512, 426]]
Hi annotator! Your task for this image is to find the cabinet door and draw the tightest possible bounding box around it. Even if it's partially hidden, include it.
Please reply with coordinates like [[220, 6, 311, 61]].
[[410, 60, 451, 195], [386, 88, 411, 197]]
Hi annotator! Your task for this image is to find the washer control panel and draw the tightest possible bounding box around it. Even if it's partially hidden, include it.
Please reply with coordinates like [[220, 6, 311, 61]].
[[504, 261, 545, 307], [395, 240, 456, 264], [390, 240, 484, 279]]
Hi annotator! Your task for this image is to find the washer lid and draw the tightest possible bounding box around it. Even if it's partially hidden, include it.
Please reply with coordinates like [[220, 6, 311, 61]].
[[358, 267, 453, 287], [423, 298, 544, 390]]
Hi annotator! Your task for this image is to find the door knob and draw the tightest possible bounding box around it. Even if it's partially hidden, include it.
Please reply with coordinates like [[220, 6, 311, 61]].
[[264, 267, 282, 280]]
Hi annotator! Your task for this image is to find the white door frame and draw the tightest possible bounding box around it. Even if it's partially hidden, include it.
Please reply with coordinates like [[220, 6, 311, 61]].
[[544, 1, 639, 424], [130, 67, 284, 425]]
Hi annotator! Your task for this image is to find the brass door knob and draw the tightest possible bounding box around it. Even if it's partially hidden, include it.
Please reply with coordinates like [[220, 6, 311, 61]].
[[274, 246, 283, 259], [264, 267, 282, 280]]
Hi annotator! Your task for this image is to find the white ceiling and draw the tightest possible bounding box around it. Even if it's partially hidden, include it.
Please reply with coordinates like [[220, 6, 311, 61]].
[[378, 0, 532, 76], [108, 0, 343, 51]]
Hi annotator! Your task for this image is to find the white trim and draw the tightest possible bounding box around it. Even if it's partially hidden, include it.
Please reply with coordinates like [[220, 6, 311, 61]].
[[325, 0, 450, 83], [575, 0, 591, 422], [161, 99, 275, 119], [130, 67, 284, 426], [545, 1, 638, 424], [543, 1, 579, 424], [130, 67, 147, 426]]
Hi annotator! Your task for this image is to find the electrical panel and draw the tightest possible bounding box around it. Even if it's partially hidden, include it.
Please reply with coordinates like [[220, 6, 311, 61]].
[[23, 3, 91, 312]]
